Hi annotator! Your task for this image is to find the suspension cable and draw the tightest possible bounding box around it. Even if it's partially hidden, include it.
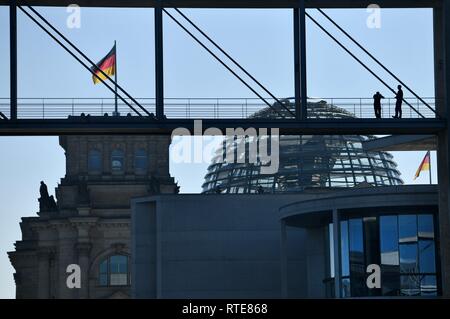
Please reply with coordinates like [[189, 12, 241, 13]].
[[172, 8, 295, 117], [163, 8, 287, 119], [306, 12, 425, 118], [316, 8, 435, 115], [21, 6, 150, 117]]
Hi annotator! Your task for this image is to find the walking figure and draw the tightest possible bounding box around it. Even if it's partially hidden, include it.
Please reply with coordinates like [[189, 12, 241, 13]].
[[393, 85, 403, 119], [373, 91, 384, 119]]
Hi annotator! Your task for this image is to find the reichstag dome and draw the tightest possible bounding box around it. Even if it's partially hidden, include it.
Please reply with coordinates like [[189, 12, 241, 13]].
[[202, 99, 403, 194]]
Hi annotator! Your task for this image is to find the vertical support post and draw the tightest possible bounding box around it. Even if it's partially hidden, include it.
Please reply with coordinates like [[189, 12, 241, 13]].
[[155, 3, 164, 120], [10, 1, 17, 121], [437, 2, 450, 298], [435, 7, 445, 113], [280, 220, 288, 298], [294, 0, 307, 120], [332, 209, 341, 298], [114, 40, 118, 116], [37, 249, 50, 299]]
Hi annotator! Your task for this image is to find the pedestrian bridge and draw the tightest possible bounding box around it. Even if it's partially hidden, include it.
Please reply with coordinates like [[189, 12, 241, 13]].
[[0, 96, 437, 120], [0, 96, 443, 136]]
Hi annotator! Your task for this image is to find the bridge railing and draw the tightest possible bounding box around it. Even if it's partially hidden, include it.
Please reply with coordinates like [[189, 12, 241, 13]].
[[0, 97, 437, 120]]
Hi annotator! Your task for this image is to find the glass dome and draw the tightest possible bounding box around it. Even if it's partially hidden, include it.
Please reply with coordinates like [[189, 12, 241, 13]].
[[202, 99, 403, 194]]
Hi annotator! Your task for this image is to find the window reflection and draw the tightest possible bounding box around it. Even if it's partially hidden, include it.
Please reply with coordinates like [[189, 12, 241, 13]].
[[340, 221, 349, 277], [399, 215, 417, 243], [380, 216, 399, 267], [400, 243, 418, 273], [330, 213, 437, 297], [419, 240, 436, 273], [349, 219, 366, 296]]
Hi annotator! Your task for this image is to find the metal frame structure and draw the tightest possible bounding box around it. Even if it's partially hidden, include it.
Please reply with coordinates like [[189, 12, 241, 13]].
[[2, 0, 445, 135], [2, 0, 450, 298]]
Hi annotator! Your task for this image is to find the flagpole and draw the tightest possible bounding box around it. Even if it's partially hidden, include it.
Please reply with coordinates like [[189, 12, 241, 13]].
[[429, 151, 432, 185], [114, 40, 118, 116]]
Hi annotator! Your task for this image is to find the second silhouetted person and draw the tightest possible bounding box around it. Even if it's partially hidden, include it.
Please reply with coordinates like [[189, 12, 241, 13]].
[[393, 85, 403, 119]]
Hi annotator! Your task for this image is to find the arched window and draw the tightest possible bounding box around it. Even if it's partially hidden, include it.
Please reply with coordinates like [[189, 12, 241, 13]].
[[99, 255, 130, 286], [88, 149, 102, 173], [111, 149, 124, 172], [134, 149, 148, 173]]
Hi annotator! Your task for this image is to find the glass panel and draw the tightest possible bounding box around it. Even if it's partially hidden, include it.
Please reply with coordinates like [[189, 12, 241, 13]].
[[400, 275, 420, 296], [380, 216, 399, 267], [349, 218, 366, 296], [419, 240, 436, 273], [363, 217, 380, 266], [340, 220, 349, 277], [363, 217, 380, 296], [88, 150, 102, 172], [420, 275, 437, 296], [99, 260, 108, 274], [400, 243, 418, 273], [99, 273, 108, 286], [399, 215, 417, 243], [418, 215, 434, 239], [110, 274, 128, 286], [110, 255, 128, 274]]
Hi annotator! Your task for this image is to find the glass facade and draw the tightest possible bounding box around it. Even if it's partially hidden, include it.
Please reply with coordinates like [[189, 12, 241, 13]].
[[202, 101, 402, 193], [329, 213, 438, 297]]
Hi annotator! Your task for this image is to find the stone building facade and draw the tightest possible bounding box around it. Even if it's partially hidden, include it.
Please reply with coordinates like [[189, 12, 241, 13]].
[[8, 135, 177, 299]]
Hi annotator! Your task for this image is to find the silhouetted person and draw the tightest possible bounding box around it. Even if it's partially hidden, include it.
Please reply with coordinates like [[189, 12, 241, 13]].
[[373, 91, 384, 119], [257, 186, 264, 194], [393, 85, 403, 119]]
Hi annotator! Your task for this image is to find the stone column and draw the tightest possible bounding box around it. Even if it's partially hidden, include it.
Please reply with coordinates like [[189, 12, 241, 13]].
[[76, 242, 92, 299], [37, 248, 51, 299]]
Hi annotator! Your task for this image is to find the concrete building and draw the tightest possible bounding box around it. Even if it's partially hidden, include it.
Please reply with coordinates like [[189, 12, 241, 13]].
[[8, 135, 177, 298], [132, 185, 439, 298]]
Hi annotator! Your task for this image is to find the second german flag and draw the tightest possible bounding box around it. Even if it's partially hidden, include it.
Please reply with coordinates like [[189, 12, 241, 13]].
[[91, 44, 116, 84]]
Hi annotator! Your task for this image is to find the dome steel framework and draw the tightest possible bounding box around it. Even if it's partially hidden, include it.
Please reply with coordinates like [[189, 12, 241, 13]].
[[202, 99, 403, 194]]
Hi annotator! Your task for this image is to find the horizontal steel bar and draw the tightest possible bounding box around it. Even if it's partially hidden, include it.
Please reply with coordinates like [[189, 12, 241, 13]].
[[0, 117, 445, 135], [0, 0, 440, 8]]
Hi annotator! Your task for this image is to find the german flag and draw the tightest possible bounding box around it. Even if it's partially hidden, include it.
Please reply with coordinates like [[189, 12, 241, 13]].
[[91, 44, 116, 84], [414, 151, 431, 180]]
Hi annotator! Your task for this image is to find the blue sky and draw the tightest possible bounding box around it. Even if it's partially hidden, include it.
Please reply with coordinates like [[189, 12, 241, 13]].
[[0, 7, 438, 298]]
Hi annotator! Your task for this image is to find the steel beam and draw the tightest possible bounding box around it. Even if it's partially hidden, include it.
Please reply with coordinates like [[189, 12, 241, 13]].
[[155, 4, 164, 120], [294, 1, 307, 120], [0, 0, 440, 9], [0, 118, 444, 135], [10, 1, 17, 121]]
